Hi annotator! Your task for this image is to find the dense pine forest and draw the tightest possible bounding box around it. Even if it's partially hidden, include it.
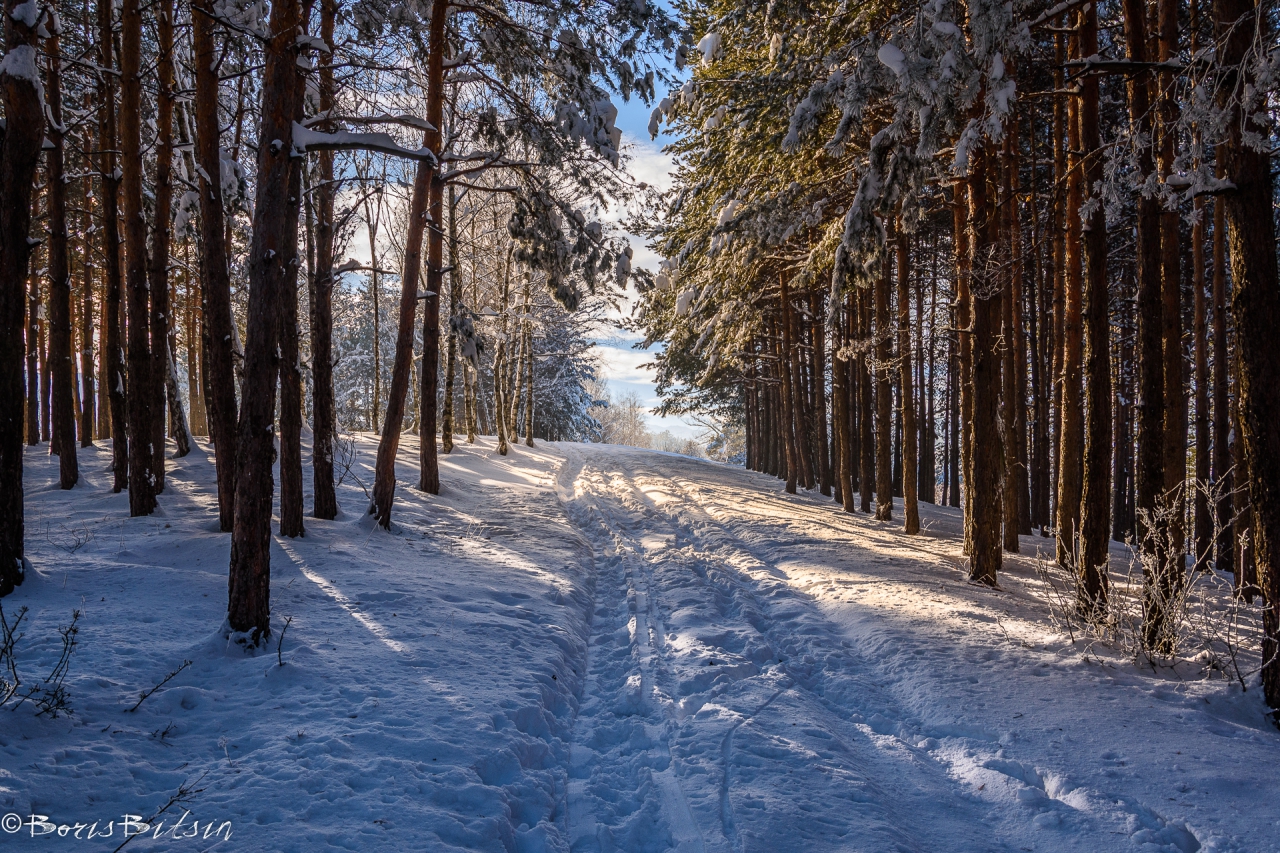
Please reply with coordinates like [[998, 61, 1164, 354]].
[[633, 0, 1280, 716], [2, 0, 1280, 841]]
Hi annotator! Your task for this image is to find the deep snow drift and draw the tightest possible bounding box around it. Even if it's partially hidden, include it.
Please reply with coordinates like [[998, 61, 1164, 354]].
[[3, 437, 1277, 852]]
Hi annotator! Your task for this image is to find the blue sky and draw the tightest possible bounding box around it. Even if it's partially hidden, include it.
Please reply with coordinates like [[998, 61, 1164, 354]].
[[598, 76, 703, 440]]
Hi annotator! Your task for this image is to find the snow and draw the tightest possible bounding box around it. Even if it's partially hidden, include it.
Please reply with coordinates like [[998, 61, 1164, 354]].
[[877, 42, 906, 76], [696, 32, 721, 66], [6, 440, 1279, 851], [0, 44, 44, 106], [290, 123, 437, 165], [9, 0, 38, 28]]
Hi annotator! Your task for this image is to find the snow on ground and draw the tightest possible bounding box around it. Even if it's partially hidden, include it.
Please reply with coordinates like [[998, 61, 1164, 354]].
[[3, 438, 1278, 852]]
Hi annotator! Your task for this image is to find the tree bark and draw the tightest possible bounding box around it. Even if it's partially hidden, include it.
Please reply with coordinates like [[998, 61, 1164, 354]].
[[0, 0, 45, 594], [1211, 189, 1232, 571], [441, 183, 458, 453], [897, 224, 918, 533], [777, 286, 799, 494], [227, 0, 310, 639], [309, 0, 339, 520], [80, 149, 96, 448], [121, 0, 156, 516], [371, 0, 446, 524], [968, 140, 1003, 587], [1158, 0, 1186, 581], [1215, 0, 1280, 711], [1077, 0, 1112, 614], [953, 183, 973, 549], [46, 28, 78, 489], [1192, 192, 1211, 571], [194, 0, 238, 531], [147, 0, 178, 488], [875, 252, 893, 521]]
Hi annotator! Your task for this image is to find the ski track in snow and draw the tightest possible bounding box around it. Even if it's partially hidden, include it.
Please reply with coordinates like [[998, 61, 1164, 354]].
[[5, 438, 1278, 852], [555, 444, 1276, 853]]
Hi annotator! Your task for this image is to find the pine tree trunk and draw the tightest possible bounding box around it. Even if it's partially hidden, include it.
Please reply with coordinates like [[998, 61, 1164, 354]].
[[46, 30, 78, 489], [858, 281, 874, 513], [227, 0, 310, 640], [1077, 0, 1112, 613], [897, 225, 918, 533], [1122, 0, 1170, 648], [1000, 148, 1020, 553], [1211, 190, 1232, 571], [121, 0, 156, 517], [79, 155, 96, 447], [1192, 194, 1211, 570], [147, 0, 177, 487], [967, 140, 1003, 587], [1158, 0, 1186, 582], [953, 183, 973, 549], [418, 54, 446, 488], [194, 0, 238, 531], [875, 255, 893, 521], [26, 278, 38, 446], [308, 0, 338, 521], [1049, 29, 1067, 527], [1055, 25, 1084, 570], [785, 280, 813, 490], [370, 0, 446, 523], [1215, 0, 1280, 711], [0, 0, 45, 594], [495, 250, 511, 457], [835, 305, 856, 513], [524, 296, 535, 447], [812, 291, 832, 496], [777, 285, 799, 494], [278, 141, 306, 538], [441, 183, 458, 453], [1007, 120, 1031, 535]]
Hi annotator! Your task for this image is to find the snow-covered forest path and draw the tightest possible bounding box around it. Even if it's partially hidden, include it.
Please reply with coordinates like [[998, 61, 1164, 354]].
[[553, 444, 1271, 853], [8, 438, 1275, 852]]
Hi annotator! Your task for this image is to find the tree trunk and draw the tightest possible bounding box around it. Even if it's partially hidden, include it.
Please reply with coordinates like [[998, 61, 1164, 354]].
[[147, 0, 177, 488], [1000, 147, 1020, 553], [309, 0, 339, 520], [441, 183, 458, 453], [1216, 0, 1280, 711], [1191, 193, 1211, 570], [1077, 0, 1112, 614], [875, 253, 893, 521], [227, 0, 310, 640], [784, 278, 812, 489], [26, 275, 38, 446], [1122, 0, 1170, 649], [524, 289, 535, 448], [46, 29, 78, 489], [858, 282, 874, 513], [812, 290, 832, 496], [897, 224, 919, 533], [1049, 29, 1066, 528], [79, 148, 96, 448], [0, 0, 45, 595], [371, 0, 446, 523], [967, 140, 1003, 587], [194, 0, 238, 531], [121, 0, 156, 517], [1055, 24, 1084, 570], [953, 183, 973, 549], [278, 157, 306, 538], [1211, 189, 1232, 571], [1158, 0, 1186, 582], [776, 294, 798, 494]]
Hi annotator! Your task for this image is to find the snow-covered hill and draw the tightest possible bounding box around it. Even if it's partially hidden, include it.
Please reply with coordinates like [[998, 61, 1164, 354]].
[[3, 438, 1276, 851]]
